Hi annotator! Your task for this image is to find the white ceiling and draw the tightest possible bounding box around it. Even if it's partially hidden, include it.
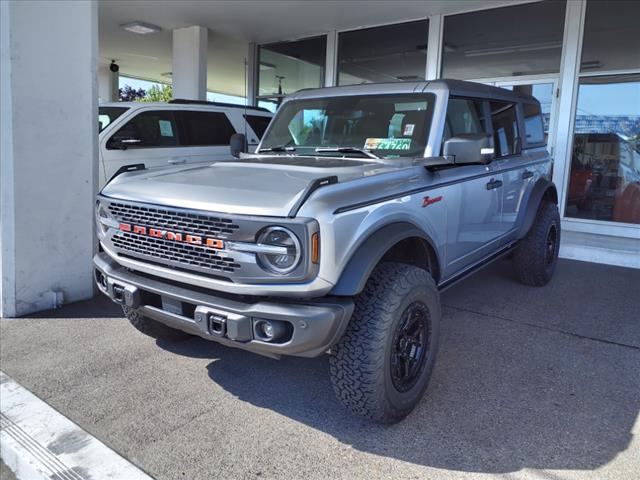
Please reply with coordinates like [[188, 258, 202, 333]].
[[99, 0, 534, 97]]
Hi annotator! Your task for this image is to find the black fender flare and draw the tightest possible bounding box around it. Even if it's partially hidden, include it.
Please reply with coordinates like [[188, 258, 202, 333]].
[[516, 178, 558, 240], [330, 222, 439, 296]]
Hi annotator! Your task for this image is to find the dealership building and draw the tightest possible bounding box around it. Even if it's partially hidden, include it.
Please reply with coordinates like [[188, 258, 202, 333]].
[[1, 0, 638, 317]]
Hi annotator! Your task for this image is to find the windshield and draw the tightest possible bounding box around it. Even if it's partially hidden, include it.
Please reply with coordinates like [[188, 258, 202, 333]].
[[259, 93, 435, 158], [98, 106, 129, 133]]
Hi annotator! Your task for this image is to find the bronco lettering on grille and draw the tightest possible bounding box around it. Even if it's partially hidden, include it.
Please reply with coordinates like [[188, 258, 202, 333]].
[[118, 223, 225, 249]]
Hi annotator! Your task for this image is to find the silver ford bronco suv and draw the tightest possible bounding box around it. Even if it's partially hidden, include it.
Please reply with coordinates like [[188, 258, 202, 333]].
[[94, 79, 560, 423]]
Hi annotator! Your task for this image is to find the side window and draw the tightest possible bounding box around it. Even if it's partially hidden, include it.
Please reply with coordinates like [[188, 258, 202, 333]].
[[107, 110, 178, 149], [243, 114, 271, 139], [523, 102, 545, 145], [490, 101, 519, 157], [441, 98, 488, 152], [177, 111, 237, 146]]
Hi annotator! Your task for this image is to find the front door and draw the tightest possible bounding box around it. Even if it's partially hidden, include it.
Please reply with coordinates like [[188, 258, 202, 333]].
[[440, 97, 505, 274]]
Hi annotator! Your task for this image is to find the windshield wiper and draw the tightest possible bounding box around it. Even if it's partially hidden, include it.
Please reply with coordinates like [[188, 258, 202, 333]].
[[258, 145, 296, 153], [315, 147, 382, 159]]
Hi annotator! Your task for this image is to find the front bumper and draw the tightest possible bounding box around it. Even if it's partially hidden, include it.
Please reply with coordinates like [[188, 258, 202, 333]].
[[93, 253, 354, 358]]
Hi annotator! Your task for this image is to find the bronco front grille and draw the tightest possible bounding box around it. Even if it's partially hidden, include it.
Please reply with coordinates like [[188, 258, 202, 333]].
[[106, 201, 243, 276], [112, 232, 240, 273], [108, 202, 240, 237]]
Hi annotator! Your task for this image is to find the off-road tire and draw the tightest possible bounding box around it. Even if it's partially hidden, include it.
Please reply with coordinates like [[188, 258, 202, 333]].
[[122, 306, 192, 341], [329, 262, 441, 424], [513, 201, 561, 286]]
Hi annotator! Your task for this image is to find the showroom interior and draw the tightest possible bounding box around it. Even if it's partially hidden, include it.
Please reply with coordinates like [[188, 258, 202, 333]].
[[1, 0, 639, 317]]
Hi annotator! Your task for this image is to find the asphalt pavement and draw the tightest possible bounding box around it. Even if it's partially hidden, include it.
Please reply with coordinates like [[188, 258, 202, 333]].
[[1, 258, 639, 479]]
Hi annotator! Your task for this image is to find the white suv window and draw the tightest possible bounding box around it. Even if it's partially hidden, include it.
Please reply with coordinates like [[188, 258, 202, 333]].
[[107, 110, 178, 149]]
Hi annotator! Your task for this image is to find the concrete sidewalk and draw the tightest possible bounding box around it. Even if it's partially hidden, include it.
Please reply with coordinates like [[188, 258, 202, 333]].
[[1, 258, 639, 479]]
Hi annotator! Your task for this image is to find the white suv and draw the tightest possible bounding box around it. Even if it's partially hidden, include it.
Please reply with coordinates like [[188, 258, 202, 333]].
[[97, 100, 273, 187]]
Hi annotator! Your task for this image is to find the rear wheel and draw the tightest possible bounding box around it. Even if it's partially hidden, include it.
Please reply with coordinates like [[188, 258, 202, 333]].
[[513, 201, 561, 286], [122, 306, 192, 341], [329, 262, 441, 423]]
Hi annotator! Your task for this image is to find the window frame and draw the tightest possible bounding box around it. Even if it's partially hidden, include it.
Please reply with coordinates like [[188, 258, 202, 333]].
[[259, 92, 437, 158], [489, 99, 522, 159], [442, 95, 526, 162], [520, 100, 547, 149]]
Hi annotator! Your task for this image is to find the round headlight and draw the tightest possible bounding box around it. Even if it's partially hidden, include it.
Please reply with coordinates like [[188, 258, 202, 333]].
[[256, 226, 301, 275]]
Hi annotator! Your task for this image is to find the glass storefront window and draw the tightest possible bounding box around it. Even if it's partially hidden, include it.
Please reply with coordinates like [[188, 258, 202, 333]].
[[565, 75, 640, 225], [258, 36, 326, 107], [580, 1, 640, 73], [441, 1, 565, 80], [337, 20, 428, 86]]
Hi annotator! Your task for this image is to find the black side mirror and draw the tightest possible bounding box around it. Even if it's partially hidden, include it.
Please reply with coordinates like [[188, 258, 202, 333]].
[[443, 133, 493, 165], [230, 133, 247, 158]]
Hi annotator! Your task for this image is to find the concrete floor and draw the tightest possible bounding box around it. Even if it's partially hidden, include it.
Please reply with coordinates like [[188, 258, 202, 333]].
[[1, 258, 639, 480], [1, 460, 17, 480]]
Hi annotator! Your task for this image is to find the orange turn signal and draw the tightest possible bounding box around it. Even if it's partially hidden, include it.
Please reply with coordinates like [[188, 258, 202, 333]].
[[311, 232, 320, 264]]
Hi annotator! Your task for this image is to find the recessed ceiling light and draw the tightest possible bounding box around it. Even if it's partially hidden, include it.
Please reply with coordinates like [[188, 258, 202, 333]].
[[120, 22, 161, 35]]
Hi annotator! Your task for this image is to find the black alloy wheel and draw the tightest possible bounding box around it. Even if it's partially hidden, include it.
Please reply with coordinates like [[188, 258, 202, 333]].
[[390, 302, 431, 393]]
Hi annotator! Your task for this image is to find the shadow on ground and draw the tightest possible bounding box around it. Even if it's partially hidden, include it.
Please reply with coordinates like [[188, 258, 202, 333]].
[[157, 259, 640, 474], [25, 294, 124, 319]]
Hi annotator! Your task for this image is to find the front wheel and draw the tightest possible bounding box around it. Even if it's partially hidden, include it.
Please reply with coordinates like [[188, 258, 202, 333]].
[[513, 201, 561, 286], [329, 262, 441, 423]]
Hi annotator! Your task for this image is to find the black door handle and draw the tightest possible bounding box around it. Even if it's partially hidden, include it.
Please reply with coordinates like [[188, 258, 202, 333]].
[[486, 178, 503, 190], [522, 170, 534, 179]]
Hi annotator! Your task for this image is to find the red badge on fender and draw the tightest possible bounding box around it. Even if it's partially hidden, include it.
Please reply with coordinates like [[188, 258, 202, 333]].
[[422, 195, 443, 207]]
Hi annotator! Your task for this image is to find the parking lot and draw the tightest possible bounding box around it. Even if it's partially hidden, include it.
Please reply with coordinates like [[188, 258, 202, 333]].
[[2, 258, 639, 480]]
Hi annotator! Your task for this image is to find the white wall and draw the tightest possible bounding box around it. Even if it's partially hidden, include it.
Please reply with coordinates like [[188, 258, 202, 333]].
[[0, 0, 98, 317]]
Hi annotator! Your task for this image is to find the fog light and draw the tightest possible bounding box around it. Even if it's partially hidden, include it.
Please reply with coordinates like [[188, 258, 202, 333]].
[[254, 319, 288, 342], [262, 322, 275, 339]]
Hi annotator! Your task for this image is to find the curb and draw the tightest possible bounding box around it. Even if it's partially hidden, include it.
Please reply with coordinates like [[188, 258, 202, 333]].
[[0, 372, 153, 480]]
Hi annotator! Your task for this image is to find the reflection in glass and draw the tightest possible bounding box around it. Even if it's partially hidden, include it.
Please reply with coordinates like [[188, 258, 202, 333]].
[[566, 75, 640, 225], [337, 20, 428, 86], [258, 36, 326, 107], [580, 0, 640, 73], [441, 1, 565, 80]]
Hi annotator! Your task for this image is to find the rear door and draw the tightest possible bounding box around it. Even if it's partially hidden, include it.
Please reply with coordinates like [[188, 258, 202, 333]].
[[489, 100, 527, 234]]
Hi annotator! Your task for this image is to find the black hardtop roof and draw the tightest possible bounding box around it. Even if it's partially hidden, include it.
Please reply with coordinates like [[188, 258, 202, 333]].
[[168, 99, 272, 113], [290, 78, 540, 105], [438, 79, 539, 104]]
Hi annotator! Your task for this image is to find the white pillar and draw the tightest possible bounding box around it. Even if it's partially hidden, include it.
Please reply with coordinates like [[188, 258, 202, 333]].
[[172, 26, 208, 100], [0, 0, 98, 317], [553, 0, 587, 214], [247, 42, 258, 106], [324, 31, 338, 87], [425, 14, 443, 80], [98, 63, 119, 102]]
